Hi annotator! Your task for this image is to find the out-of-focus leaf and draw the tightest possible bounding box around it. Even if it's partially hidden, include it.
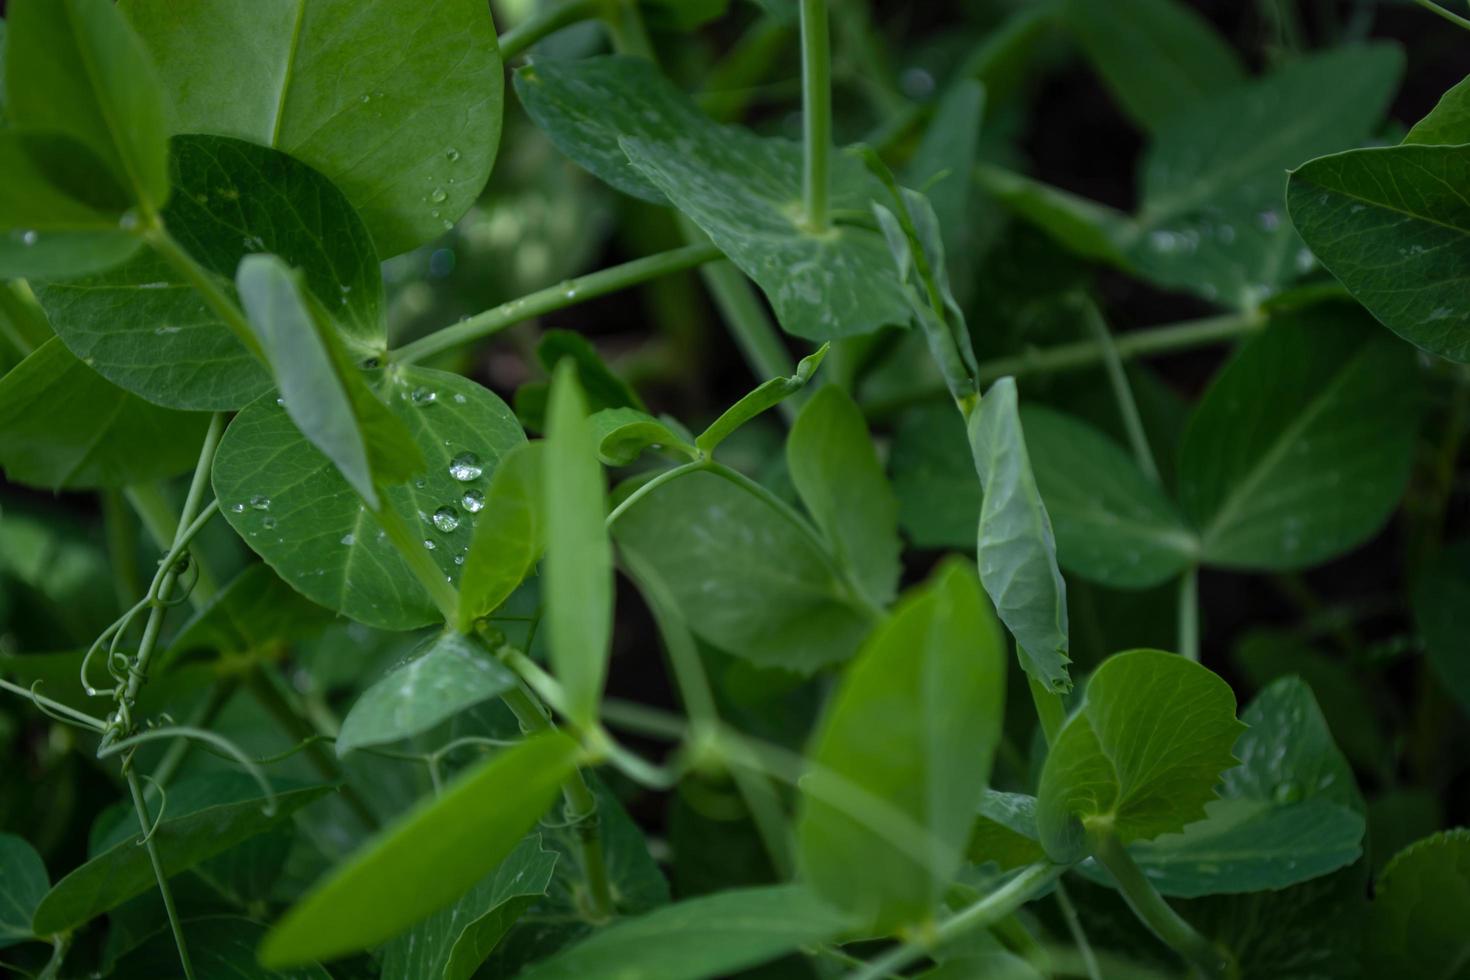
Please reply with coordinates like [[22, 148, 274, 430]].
[[166, 563, 334, 664], [1367, 830, 1470, 978], [113, 916, 331, 980], [1413, 542, 1470, 716], [1405, 74, 1470, 145], [0, 834, 48, 947]]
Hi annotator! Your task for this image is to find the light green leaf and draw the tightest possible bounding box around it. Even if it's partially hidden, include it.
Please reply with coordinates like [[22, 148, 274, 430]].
[[889, 402, 981, 549], [1023, 406, 1196, 589], [457, 442, 546, 631], [336, 632, 517, 756], [1288, 143, 1470, 362], [967, 791, 1046, 872], [1037, 650, 1244, 863], [214, 368, 524, 630], [589, 408, 697, 467], [7, 0, 170, 208], [1368, 829, 1470, 979], [381, 836, 557, 980], [799, 560, 1005, 934], [787, 386, 902, 606], [1178, 308, 1422, 569], [697, 343, 828, 455], [1405, 74, 1470, 146], [611, 468, 874, 674], [1064, 0, 1244, 132], [0, 834, 48, 947], [516, 885, 851, 980], [543, 362, 612, 727], [260, 732, 579, 966], [114, 917, 331, 980], [0, 337, 209, 490], [1130, 44, 1403, 309], [32, 783, 328, 934], [36, 135, 384, 410], [1414, 542, 1470, 717], [969, 378, 1071, 692], [122, 0, 503, 256], [165, 563, 333, 664]]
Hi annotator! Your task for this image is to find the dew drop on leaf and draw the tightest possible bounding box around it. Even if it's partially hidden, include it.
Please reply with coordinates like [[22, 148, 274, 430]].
[[432, 506, 460, 532], [462, 489, 485, 513], [423, 539, 437, 550], [249, 494, 271, 511], [449, 452, 482, 481], [445, 147, 461, 162], [411, 387, 437, 406]]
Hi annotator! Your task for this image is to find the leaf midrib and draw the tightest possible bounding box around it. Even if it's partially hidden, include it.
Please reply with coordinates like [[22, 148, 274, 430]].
[[269, 0, 308, 148]]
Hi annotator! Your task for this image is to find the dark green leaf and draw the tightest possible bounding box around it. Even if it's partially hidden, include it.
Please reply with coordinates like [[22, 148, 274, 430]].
[[973, 164, 1134, 267], [589, 408, 697, 467], [536, 330, 645, 413], [165, 563, 334, 664], [114, 916, 331, 980], [696, 344, 828, 455], [1367, 829, 1470, 979], [905, 80, 986, 302], [889, 402, 980, 549], [1405, 74, 1470, 145], [1414, 542, 1470, 716], [457, 442, 546, 631], [967, 792, 1046, 872], [0, 833, 48, 947]]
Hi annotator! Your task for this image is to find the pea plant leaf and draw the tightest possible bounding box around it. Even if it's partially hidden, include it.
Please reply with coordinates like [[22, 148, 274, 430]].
[[1288, 143, 1470, 362], [611, 468, 876, 674], [113, 916, 332, 980], [380, 836, 558, 980], [456, 441, 546, 631], [336, 632, 518, 755], [904, 79, 986, 304], [260, 732, 580, 967], [1367, 829, 1470, 978], [542, 362, 613, 728], [798, 560, 1005, 934], [1178, 307, 1423, 569], [696, 344, 828, 455], [1404, 74, 1470, 146], [1413, 542, 1470, 717], [0, 337, 209, 490], [0, 833, 48, 947], [165, 563, 334, 665], [121, 0, 503, 257], [1036, 650, 1245, 863], [589, 408, 697, 467], [515, 56, 910, 340], [967, 791, 1046, 872], [32, 783, 329, 935], [889, 403, 982, 550], [514, 885, 853, 980], [35, 135, 385, 411], [787, 385, 902, 606], [1023, 406, 1197, 589], [214, 367, 524, 630]]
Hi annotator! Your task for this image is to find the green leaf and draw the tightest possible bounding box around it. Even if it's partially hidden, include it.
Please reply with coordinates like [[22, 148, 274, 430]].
[[589, 408, 697, 467], [1178, 308, 1423, 569], [1288, 143, 1470, 362], [260, 732, 580, 967], [967, 791, 1046, 872], [1130, 44, 1403, 309], [457, 442, 546, 631], [1037, 650, 1244, 863], [515, 56, 910, 340], [787, 386, 902, 606], [381, 836, 557, 980], [798, 560, 1005, 934], [697, 344, 828, 455], [214, 367, 525, 630], [32, 783, 328, 935], [973, 164, 1134, 267], [121, 0, 503, 256], [165, 563, 334, 664], [1064, 0, 1244, 132], [1414, 543, 1470, 717], [114, 916, 331, 980], [0, 834, 48, 947], [514, 885, 852, 980], [336, 632, 517, 755], [543, 362, 612, 727], [889, 402, 981, 550], [36, 134, 384, 411], [537, 330, 646, 413], [1405, 74, 1470, 146], [905, 80, 987, 304], [0, 337, 209, 490], [7, 0, 170, 209], [611, 468, 874, 674], [969, 378, 1071, 692], [1368, 829, 1470, 979], [1023, 406, 1197, 589], [0, 20, 8, 124]]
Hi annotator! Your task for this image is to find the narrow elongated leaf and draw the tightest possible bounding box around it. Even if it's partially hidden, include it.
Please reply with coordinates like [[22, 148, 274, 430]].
[[457, 442, 546, 630], [32, 784, 328, 934], [0, 834, 48, 947], [1023, 406, 1197, 589], [516, 885, 851, 980], [8, 0, 170, 208], [36, 135, 384, 410], [1037, 650, 1244, 863], [123, 0, 503, 256], [1414, 543, 1470, 717], [381, 836, 557, 980], [696, 344, 828, 454], [1179, 308, 1422, 568], [787, 386, 902, 606], [166, 563, 333, 664], [260, 733, 580, 966], [336, 632, 517, 755], [543, 363, 612, 727], [214, 368, 524, 630], [1367, 830, 1470, 978], [799, 560, 1005, 933], [969, 378, 1070, 692], [114, 917, 331, 980], [0, 338, 208, 489], [612, 468, 874, 673], [1288, 143, 1470, 361], [1405, 74, 1470, 145], [589, 408, 697, 467]]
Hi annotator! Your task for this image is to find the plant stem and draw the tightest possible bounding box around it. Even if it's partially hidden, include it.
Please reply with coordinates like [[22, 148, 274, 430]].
[[0, 281, 53, 356], [1178, 567, 1200, 662], [600, 0, 654, 58], [0, 678, 108, 732], [605, 459, 709, 527], [1082, 299, 1160, 485], [1028, 675, 1066, 748], [125, 765, 195, 979], [1410, 0, 1470, 30], [126, 483, 219, 607], [843, 863, 1065, 980], [145, 224, 264, 362], [147, 677, 240, 794], [798, 0, 831, 232], [499, 0, 599, 59], [391, 243, 721, 365], [1054, 880, 1104, 980], [373, 503, 460, 624], [1088, 829, 1229, 979]]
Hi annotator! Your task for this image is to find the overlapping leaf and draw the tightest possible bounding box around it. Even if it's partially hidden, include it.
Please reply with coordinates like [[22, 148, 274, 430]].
[[0, 834, 48, 947], [1367, 829, 1470, 978]]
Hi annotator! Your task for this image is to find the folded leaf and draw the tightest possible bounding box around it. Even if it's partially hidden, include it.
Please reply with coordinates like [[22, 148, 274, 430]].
[[589, 408, 697, 467], [697, 344, 828, 455]]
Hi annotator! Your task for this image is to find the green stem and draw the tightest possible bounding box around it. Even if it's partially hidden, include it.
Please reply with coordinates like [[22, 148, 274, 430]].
[[499, 0, 599, 59], [125, 483, 219, 608], [145, 224, 264, 362], [798, 0, 831, 232], [392, 243, 720, 365], [1054, 880, 1103, 980], [1082, 300, 1159, 484], [605, 459, 710, 527], [0, 678, 107, 732], [126, 766, 195, 979], [148, 677, 239, 794], [1410, 0, 1470, 30], [36, 933, 72, 980], [1089, 829, 1229, 978], [1178, 567, 1200, 662], [600, 0, 654, 58], [0, 281, 52, 356], [374, 504, 459, 624], [1028, 675, 1066, 748]]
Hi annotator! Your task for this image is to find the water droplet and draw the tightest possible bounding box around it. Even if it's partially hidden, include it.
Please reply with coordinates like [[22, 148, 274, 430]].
[[423, 539, 437, 550], [249, 494, 271, 511], [449, 452, 482, 481], [462, 489, 485, 513], [230, 502, 246, 514], [1257, 210, 1281, 231], [445, 147, 461, 162], [262, 516, 277, 529], [432, 506, 460, 532], [453, 553, 465, 565], [411, 387, 438, 406], [441, 219, 454, 231], [360, 93, 372, 103], [452, 392, 467, 404], [275, 396, 286, 407], [430, 187, 448, 204], [1273, 781, 1302, 804], [340, 533, 356, 546], [20, 230, 38, 246]]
